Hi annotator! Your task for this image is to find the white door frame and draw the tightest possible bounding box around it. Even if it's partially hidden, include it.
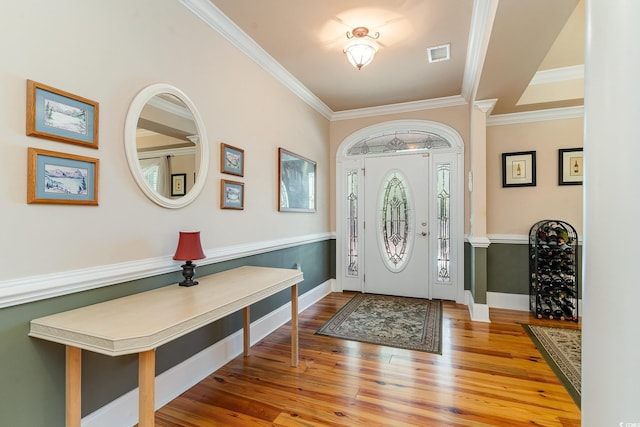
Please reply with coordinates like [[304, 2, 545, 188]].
[[335, 119, 465, 303]]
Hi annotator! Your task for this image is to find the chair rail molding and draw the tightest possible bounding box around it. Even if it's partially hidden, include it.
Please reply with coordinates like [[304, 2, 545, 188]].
[[467, 235, 491, 248], [0, 232, 333, 308]]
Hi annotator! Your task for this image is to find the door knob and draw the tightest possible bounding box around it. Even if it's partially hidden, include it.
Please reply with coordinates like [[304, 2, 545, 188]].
[[421, 232, 428, 236]]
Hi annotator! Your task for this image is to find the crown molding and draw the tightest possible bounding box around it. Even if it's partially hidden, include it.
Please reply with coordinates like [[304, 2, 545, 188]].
[[487, 105, 584, 126], [474, 98, 497, 114], [462, 0, 500, 100], [530, 65, 584, 85], [331, 95, 468, 121], [179, 0, 580, 128], [179, 0, 333, 120], [147, 96, 193, 119]]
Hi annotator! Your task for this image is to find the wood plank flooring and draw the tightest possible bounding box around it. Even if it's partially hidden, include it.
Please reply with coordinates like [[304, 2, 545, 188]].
[[154, 292, 581, 426]]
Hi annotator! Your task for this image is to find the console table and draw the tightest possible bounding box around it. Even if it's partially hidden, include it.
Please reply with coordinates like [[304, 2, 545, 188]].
[[29, 266, 303, 427]]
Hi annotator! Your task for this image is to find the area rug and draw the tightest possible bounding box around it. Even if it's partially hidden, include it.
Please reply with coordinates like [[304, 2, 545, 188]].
[[316, 293, 443, 354], [522, 324, 581, 407]]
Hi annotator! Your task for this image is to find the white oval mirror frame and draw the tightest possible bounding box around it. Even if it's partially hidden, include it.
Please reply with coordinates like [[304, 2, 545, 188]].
[[124, 83, 209, 208]]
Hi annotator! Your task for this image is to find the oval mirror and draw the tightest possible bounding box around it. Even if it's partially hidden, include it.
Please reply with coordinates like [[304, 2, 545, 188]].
[[125, 84, 209, 208]]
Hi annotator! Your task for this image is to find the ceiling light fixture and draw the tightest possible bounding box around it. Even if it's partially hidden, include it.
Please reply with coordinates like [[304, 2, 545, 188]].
[[344, 27, 380, 70]]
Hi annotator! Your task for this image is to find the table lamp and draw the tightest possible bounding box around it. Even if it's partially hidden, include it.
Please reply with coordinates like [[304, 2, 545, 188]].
[[173, 231, 206, 287]]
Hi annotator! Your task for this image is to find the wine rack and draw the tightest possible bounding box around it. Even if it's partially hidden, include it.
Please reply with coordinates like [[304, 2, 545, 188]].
[[529, 219, 578, 321]]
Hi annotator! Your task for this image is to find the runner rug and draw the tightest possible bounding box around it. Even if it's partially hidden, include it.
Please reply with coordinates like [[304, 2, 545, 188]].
[[522, 324, 581, 407], [316, 293, 442, 354]]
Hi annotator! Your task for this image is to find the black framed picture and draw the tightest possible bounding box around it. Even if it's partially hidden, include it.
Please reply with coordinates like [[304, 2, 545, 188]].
[[558, 148, 583, 185], [171, 173, 187, 196], [502, 151, 536, 187]]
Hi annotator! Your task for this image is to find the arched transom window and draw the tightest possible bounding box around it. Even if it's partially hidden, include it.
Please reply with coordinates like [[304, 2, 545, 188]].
[[347, 130, 451, 156]]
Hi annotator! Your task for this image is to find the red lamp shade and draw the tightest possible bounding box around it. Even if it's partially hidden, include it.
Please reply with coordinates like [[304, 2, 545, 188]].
[[173, 231, 206, 261]]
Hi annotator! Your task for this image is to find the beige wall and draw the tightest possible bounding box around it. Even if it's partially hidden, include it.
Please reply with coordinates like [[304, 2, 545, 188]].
[[487, 117, 584, 235], [328, 105, 471, 232], [0, 0, 330, 282]]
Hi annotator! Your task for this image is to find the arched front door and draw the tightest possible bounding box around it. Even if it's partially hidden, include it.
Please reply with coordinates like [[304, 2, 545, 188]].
[[336, 120, 464, 302]]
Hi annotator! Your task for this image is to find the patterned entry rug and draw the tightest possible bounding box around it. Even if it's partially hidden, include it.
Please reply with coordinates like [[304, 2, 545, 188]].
[[522, 324, 581, 407], [316, 293, 442, 354]]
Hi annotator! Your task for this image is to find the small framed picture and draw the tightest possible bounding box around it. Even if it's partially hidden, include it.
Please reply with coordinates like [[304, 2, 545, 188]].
[[221, 179, 244, 210], [26, 80, 99, 148], [171, 173, 187, 196], [502, 151, 536, 187], [27, 147, 99, 205], [559, 148, 583, 185], [220, 143, 244, 176]]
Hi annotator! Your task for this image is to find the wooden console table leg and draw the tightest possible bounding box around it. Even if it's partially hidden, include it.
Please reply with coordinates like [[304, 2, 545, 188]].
[[65, 346, 81, 427], [138, 349, 156, 427], [291, 283, 299, 367], [243, 306, 251, 357]]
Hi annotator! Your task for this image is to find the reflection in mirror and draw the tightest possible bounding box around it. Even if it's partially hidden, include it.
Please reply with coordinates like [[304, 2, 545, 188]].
[[137, 94, 197, 198], [125, 84, 209, 208]]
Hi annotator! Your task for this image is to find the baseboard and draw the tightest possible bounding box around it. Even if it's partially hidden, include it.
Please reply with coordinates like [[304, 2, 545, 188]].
[[487, 291, 530, 311], [465, 290, 491, 322], [82, 280, 333, 427], [487, 291, 583, 319]]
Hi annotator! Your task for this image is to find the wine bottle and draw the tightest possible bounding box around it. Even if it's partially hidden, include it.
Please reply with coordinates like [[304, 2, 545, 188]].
[[555, 297, 577, 321], [537, 294, 552, 317], [556, 285, 576, 298], [548, 300, 563, 319]]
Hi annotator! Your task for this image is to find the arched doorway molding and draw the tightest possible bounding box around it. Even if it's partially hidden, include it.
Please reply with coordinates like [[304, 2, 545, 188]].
[[335, 119, 465, 302]]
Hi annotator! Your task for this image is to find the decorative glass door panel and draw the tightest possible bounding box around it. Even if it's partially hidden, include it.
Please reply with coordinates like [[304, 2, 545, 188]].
[[346, 169, 359, 277], [364, 155, 429, 298], [379, 171, 413, 272]]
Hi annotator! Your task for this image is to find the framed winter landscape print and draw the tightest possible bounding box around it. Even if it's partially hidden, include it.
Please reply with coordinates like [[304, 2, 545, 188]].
[[26, 80, 99, 148], [221, 179, 244, 210], [558, 148, 583, 185], [27, 147, 99, 205], [278, 148, 316, 212], [502, 150, 536, 188], [220, 143, 244, 176]]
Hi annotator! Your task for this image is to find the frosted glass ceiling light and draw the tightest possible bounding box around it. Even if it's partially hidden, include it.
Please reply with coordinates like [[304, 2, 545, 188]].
[[344, 27, 379, 70]]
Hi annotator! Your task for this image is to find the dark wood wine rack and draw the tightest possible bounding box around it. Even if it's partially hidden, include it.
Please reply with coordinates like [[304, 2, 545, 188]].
[[529, 219, 578, 321]]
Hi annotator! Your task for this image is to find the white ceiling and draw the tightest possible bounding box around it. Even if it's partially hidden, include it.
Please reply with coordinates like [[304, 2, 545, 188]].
[[190, 0, 584, 117]]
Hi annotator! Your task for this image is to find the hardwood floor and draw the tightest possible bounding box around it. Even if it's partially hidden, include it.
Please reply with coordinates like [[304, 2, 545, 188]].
[[155, 292, 581, 426]]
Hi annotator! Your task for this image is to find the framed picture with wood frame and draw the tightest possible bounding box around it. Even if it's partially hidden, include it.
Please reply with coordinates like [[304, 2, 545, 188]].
[[558, 148, 583, 185], [278, 147, 316, 212], [220, 179, 244, 210], [502, 150, 536, 188], [220, 143, 244, 176], [26, 80, 99, 148], [27, 147, 99, 205]]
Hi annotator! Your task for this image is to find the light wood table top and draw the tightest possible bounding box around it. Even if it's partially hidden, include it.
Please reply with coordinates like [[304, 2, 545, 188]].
[[29, 266, 303, 356]]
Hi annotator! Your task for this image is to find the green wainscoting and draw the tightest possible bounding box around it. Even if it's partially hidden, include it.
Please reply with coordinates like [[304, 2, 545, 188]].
[[464, 241, 582, 301], [486, 242, 582, 298], [0, 239, 335, 427]]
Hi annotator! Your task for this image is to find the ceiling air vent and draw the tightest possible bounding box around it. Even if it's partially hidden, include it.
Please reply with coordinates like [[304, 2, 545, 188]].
[[427, 44, 450, 63]]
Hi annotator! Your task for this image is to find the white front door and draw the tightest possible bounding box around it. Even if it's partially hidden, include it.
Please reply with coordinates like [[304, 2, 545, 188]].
[[364, 155, 430, 298]]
